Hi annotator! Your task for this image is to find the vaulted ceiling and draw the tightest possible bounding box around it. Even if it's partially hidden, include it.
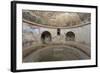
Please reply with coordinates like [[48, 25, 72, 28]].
[[22, 10, 91, 27]]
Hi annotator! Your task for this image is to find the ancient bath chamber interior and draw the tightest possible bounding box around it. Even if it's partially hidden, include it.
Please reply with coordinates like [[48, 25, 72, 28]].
[[22, 10, 91, 62]]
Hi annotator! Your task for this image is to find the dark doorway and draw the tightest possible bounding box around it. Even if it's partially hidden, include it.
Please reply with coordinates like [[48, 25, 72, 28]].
[[66, 31, 75, 41], [41, 31, 52, 44]]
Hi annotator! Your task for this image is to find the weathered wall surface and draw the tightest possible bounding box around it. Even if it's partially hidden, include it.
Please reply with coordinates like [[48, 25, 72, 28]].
[[22, 22, 91, 47], [61, 24, 91, 45]]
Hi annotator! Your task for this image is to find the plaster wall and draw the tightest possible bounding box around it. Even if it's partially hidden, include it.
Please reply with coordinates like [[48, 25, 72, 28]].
[[23, 22, 91, 45]]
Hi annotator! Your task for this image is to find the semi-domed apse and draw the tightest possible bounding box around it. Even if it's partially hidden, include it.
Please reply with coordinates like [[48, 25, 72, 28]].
[[22, 10, 91, 63], [22, 10, 91, 28]]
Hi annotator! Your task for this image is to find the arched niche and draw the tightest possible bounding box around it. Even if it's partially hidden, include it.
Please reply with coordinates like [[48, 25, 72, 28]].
[[41, 31, 52, 44], [66, 31, 75, 41]]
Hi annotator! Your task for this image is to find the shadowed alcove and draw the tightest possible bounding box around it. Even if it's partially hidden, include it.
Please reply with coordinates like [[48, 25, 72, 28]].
[[41, 31, 52, 44]]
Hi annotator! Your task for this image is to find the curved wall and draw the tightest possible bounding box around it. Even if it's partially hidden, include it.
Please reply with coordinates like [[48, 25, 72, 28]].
[[23, 22, 91, 46], [61, 24, 90, 45]]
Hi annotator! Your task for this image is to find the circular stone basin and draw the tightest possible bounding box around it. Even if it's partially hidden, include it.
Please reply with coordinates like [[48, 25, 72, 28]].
[[23, 46, 90, 62]]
